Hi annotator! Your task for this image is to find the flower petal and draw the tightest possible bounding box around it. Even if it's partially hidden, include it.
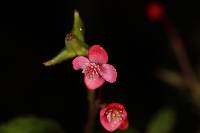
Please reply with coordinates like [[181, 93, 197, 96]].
[[100, 64, 117, 83], [118, 118, 129, 130], [72, 56, 89, 70], [100, 108, 120, 132], [100, 103, 128, 132], [88, 45, 108, 64], [84, 75, 105, 90]]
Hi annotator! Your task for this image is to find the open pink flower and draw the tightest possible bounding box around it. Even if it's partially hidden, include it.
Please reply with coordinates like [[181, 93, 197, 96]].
[[72, 45, 117, 90], [100, 103, 129, 132]]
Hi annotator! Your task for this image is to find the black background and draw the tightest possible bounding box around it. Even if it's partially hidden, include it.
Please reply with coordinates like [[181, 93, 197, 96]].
[[1, 0, 200, 132]]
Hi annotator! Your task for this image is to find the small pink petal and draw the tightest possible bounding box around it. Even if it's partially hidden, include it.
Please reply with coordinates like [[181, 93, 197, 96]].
[[84, 75, 105, 90], [88, 45, 108, 64], [118, 118, 129, 130], [72, 56, 89, 70], [100, 64, 117, 83]]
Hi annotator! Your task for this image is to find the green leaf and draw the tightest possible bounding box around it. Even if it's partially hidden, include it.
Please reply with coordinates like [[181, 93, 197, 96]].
[[72, 10, 85, 42], [0, 117, 64, 133], [43, 10, 88, 66], [147, 108, 176, 133], [43, 48, 76, 66], [65, 33, 88, 56], [157, 69, 185, 89]]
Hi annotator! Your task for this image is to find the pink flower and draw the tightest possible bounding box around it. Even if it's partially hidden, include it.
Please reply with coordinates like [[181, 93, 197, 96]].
[[100, 103, 129, 132], [72, 45, 117, 90]]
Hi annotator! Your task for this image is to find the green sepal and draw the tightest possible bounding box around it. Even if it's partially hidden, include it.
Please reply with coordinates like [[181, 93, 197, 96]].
[[43, 10, 88, 66]]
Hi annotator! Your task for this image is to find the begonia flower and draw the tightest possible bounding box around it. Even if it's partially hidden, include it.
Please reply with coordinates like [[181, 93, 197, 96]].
[[72, 45, 117, 90]]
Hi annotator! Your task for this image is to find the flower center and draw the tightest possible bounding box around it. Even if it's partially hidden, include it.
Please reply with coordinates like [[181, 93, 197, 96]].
[[105, 109, 124, 124], [82, 62, 101, 80]]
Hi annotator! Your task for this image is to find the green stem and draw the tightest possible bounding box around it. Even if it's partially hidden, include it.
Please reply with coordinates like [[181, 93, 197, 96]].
[[84, 91, 97, 133], [164, 20, 200, 109]]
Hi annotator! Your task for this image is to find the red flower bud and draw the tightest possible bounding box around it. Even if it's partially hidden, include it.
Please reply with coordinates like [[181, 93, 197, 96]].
[[146, 2, 165, 22]]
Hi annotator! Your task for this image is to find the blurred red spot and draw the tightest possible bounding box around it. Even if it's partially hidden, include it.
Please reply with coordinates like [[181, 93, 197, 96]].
[[146, 2, 165, 22]]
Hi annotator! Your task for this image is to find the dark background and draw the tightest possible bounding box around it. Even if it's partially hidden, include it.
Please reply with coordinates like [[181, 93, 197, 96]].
[[1, 0, 200, 132]]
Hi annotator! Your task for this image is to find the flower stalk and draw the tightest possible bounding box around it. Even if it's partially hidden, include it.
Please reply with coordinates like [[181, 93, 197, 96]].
[[164, 20, 200, 109], [43, 10, 128, 132], [84, 91, 97, 133]]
